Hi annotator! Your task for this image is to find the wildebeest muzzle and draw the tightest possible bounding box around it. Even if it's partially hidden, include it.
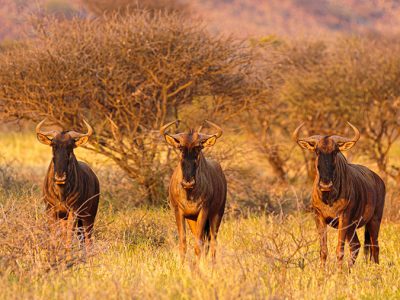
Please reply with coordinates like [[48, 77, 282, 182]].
[[54, 172, 67, 185], [181, 179, 195, 189], [319, 180, 333, 192]]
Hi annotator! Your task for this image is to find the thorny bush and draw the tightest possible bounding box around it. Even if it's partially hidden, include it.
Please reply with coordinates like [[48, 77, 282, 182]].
[[0, 11, 256, 205]]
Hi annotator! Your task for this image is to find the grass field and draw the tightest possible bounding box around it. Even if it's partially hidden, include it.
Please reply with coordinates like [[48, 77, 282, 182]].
[[1, 132, 400, 299]]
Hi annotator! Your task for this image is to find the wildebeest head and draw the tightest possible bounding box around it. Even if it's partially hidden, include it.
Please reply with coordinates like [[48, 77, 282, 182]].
[[293, 122, 360, 192], [36, 119, 93, 185], [161, 120, 222, 190]]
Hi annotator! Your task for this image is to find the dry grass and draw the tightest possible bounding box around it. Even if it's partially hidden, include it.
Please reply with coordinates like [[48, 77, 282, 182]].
[[1, 195, 400, 299], [1, 132, 400, 299]]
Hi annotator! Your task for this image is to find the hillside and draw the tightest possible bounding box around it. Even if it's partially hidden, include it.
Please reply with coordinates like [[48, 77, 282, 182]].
[[1, 0, 400, 41], [192, 0, 400, 37]]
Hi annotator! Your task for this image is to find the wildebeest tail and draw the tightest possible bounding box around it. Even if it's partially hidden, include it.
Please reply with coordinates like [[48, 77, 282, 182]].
[[364, 228, 370, 259]]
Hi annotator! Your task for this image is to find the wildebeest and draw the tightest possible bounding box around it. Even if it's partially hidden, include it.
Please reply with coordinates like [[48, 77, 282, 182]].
[[160, 120, 227, 263], [36, 119, 100, 252], [293, 122, 385, 268]]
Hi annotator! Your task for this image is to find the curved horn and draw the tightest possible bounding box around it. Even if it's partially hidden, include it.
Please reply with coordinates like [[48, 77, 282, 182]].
[[68, 119, 94, 139], [292, 122, 305, 142], [348, 121, 360, 142], [35, 118, 60, 137], [197, 124, 204, 134], [331, 122, 360, 143], [160, 120, 180, 135], [292, 122, 324, 150], [205, 120, 223, 138], [292, 123, 324, 143]]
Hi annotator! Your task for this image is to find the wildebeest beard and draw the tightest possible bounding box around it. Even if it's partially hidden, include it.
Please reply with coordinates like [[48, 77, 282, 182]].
[[320, 172, 340, 206], [322, 189, 339, 206]]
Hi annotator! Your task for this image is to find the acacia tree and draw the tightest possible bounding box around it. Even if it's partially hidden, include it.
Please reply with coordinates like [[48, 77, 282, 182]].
[[275, 36, 400, 181], [279, 39, 354, 180], [246, 38, 335, 181], [340, 37, 400, 180], [249, 35, 400, 183], [240, 37, 292, 183], [0, 12, 254, 204]]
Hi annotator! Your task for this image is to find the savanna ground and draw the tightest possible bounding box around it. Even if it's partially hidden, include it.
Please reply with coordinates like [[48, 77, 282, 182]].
[[1, 131, 400, 300]]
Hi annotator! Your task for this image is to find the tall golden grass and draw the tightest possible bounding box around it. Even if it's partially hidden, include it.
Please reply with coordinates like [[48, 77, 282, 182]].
[[1, 132, 400, 299]]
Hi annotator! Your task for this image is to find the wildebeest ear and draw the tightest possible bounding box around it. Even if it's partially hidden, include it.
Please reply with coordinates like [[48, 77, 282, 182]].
[[297, 140, 316, 151], [337, 141, 356, 151], [201, 135, 217, 148], [36, 133, 52, 146], [74, 136, 89, 147], [164, 134, 180, 148]]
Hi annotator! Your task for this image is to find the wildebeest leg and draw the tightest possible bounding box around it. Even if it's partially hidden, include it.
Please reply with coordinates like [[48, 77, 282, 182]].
[[81, 219, 94, 255], [188, 218, 214, 259], [337, 214, 350, 269], [366, 219, 381, 264], [65, 211, 75, 261], [345, 224, 360, 267], [194, 208, 209, 263], [203, 220, 211, 256], [364, 229, 371, 262], [186, 219, 197, 236], [46, 207, 60, 263], [76, 219, 84, 248], [209, 213, 223, 264], [46, 206, 58, 244], [174, 209, 187, 263], [314, 214, 328, 267]]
